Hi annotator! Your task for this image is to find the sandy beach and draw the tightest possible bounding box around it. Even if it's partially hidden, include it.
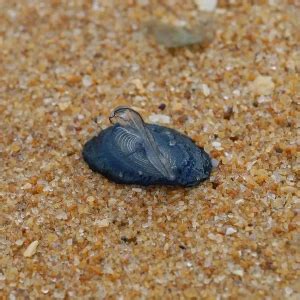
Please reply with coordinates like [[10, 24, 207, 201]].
[[0, 1, 299, 299]]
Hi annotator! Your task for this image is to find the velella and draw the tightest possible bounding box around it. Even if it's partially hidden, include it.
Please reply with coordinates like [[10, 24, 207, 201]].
[[83, 107, 212, 187]]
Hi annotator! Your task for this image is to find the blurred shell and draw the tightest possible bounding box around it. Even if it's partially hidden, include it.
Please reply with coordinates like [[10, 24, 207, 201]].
[[144, 17, 215, 48]]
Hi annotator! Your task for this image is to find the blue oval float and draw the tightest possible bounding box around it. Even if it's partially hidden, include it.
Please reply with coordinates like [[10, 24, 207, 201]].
[[83, 107, 212, 187]]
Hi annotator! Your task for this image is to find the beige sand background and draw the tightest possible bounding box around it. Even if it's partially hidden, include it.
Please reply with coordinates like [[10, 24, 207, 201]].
[[0, 0, 299, 299]]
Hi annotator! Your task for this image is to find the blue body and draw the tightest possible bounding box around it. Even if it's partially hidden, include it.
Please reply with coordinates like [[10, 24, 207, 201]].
[[83, 124, 212, 187]]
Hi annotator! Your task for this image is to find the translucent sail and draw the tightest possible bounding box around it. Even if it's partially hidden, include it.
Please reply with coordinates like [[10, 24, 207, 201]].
[[110, 106, 175, 180]]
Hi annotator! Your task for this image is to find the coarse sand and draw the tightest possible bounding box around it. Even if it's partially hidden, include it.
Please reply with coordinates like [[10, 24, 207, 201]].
[[0, 1, 299, 299]]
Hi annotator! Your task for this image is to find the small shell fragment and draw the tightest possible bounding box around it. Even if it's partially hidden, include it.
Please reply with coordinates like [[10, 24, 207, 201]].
[[23, 240, 39, 257]]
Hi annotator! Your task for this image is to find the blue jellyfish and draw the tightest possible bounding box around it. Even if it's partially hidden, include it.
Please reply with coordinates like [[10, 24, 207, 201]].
[[83, 107, 212, 187]]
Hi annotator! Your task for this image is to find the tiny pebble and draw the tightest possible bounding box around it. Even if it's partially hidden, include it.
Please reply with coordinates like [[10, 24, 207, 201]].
[[22, 183, 32, 189], [284, 287, 294, 296], [158, 103, 166, 110], [226, 227, 237, 235], [211, 158, 219, 168], [148, 114, 171, 124], [94, 218, 110, 227], [15, 239, 24, 246], [108, 198, 117, 206], [201, 83, 211, 96], [11, 143, 21, 153], [250, 75, 275, 95], [235, 199, 245, 205], [137, 0, 149, 5], [195, 0, 218, 12], [41, 287, 49, 294], [58, 102, 70, 111], [82, 75, 92, 87], [231, 268, 244, 277], [208, 233, 223, 243], [55, 211, 68, 220], [87, 196, 95, 204], [131, 78, 144, 92], [212, 141, 222, 148]]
